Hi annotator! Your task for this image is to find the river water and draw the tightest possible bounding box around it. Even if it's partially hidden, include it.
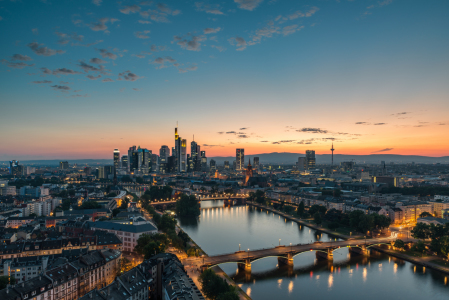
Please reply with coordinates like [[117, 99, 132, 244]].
[[178, 201, 449, 300]]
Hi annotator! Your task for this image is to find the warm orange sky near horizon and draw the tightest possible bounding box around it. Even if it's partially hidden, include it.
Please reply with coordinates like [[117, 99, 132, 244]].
[[1, 0, 448, 160]]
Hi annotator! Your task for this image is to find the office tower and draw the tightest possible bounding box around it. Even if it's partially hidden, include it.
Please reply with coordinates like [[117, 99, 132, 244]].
[[341, 161, 354, 172], [9, 160, 23, 176], [201, 151, 207, 172], [195, 144, 201, 171], [97, 166, 105, 179], [127, 146, 137, 173], [121, 155, 128, 169], [159, 146, 170, 164], [113, 149, 120, 170], [152, 154, 158, 172], [236, 149, 244, 171], [245, 159, 253, 186], [187, 154, 192, 172], [297, 157, 305, 171], [253, 157, 259, 171], [59, 161, 69, 170], [167, 156, 176, 173], [84, 167, 92, 176], [104, 165, 115, 178], [232, 160, 236, 170], [129, 146, 151, 174], [330, 143, 335, 166], [174, 126, 180, 173], [305, 150, 316, 170], [224, 161, 230, 170], [179, 139, 187, 173], [191, 140, 198, 172], [210, 159, 216, 174]]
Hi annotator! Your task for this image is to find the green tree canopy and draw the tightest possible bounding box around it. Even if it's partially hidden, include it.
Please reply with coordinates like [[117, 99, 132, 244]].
[[176, 194, 200, 217]]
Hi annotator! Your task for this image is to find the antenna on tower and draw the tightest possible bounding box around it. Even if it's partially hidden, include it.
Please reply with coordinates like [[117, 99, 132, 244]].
[[330, 142, 335, 166]]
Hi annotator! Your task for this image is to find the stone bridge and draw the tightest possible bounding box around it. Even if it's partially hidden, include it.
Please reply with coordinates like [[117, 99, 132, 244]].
[[200, 237, 401, 272]]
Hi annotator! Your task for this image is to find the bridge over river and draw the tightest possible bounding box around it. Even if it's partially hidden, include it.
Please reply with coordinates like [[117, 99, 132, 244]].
[[200, 237, 409, 272]]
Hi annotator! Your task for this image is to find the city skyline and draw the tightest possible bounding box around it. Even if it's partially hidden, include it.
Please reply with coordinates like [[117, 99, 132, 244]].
[[1, 0, 449, 160]]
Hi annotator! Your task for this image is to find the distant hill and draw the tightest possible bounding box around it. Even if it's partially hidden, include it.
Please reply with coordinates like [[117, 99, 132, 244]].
[[209, 153, 449, 165], [1, 153, 448, 167]]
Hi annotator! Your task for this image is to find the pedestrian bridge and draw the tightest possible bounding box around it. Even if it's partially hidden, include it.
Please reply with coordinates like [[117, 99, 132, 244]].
[[200, 237, 400, 272]]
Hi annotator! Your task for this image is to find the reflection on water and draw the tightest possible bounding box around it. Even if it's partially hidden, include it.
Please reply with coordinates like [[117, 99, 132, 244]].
[[179, 201, 449, 300]]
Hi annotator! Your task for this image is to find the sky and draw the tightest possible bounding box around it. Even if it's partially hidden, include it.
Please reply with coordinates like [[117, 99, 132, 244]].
[[0, 0, 448, 160]]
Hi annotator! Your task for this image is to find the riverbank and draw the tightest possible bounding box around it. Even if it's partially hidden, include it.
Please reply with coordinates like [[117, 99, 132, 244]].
[[248, 202, 449, 276], [247, 201, 362, 240], [180, 225, 251, 300]]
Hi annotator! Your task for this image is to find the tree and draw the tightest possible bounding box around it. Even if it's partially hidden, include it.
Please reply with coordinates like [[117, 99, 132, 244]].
[[297, 201, 305, 217], [199, 269, 239, 300], [309, 205, 327, 216], [158, 214, 177, 233], [0, 276, 15, 290], [80, 201, 101, 209], [420, 212, 432, 218], [119, 257, 133, 274], [313, 212, 322, 225], [283, 206, 293, 214], [176, 194, 200, 217], [439, 236, 449, 258], [411, 223, 430, 240], [394, 239, 405, 250], [112, 208, 121, 217], [411, 241, 426, 254], [373, 214, 391, 230]]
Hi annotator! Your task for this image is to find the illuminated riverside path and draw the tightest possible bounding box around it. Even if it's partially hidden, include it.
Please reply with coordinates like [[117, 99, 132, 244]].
[[178, 201, 449, 300]]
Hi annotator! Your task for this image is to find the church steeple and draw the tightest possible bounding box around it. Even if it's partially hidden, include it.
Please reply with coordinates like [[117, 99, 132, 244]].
[[247, 159, 251, 167]]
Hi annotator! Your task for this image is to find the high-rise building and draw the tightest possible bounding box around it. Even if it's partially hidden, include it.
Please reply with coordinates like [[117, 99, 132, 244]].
[[113, 149, 120, 170], [9, 160, 23, 176], [121, 155, 128, 169], [305, 150, 316, 170], [167, 156, 176, 173], [236, 149, 244, 171], [201, 151, 207, 172], [210, 159, 216, 174], [84, 167, 92, 176], [297, 157, 305, 171], [253, 157, 259, 171], [224, 161, 230, 170], [179, 139, 187, 173], [129, 146, 151, 174], [190, 140, 198, 172], [174, 126, 180, 173], [97, 167, 105, 179], [245, 159, 253, 186], [104, 165, 115, 179], [60, 161, 69, 170], [159, 146, 170, 164], [195, 144, 201, 171], [232, 160, 236, 170], [151, 154, 158, 172], [127, 146, 137, 173]]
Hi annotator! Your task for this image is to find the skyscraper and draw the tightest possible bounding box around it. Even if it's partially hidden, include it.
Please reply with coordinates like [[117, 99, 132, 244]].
[[224, 161, 230, 170], [191, 139, 198, 172], [60, 161, 69, 170], [305, 150, 316, 170], [159, 146, 170, 164], [121, 155, 128, 169], [9, 160, 23, 176], [236, 149, 244, 171], [113, 149, 120, 170], [201, 151, 207, 172], [210, 159, 216, 174], [297, 157, 305, 171], [127, 145, 137, 173], [179, 139, 187, 173], [253, 157, 259, 171]]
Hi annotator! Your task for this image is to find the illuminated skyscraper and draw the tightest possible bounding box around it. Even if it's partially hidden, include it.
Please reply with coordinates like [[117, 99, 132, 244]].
[[9, 160, 23, 176], [113, 149, 120, 170], [191, 139, 198, 172], [236, 149, 244, 171], [201, 151, 207, 172], [159, 145, 170, 164], [305, 150, 316, 170], [121, 155, 128, 169], [180, 139, 187, 172]]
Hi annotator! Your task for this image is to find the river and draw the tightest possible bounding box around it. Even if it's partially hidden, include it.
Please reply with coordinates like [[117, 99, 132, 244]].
[[178, 201, 449, 300]]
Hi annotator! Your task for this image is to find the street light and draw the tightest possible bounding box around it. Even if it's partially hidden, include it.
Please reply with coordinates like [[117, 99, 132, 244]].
[[290, 242, 292, 252], [239, 244, 241, 251], [364, 236, 367, 245], [279, 239, 281, 246], [248, 249, 250, 258]]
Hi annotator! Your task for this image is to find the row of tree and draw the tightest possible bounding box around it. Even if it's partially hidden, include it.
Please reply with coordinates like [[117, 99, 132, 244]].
[[198, 269, 239, 300], [411, 223, 449, 257]]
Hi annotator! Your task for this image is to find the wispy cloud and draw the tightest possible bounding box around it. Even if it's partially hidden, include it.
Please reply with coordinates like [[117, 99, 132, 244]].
[[234, 0, 263, 11], [372, 148, 394, 153], [195, 2, 224, 15], [28, 42, 65, 56]]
